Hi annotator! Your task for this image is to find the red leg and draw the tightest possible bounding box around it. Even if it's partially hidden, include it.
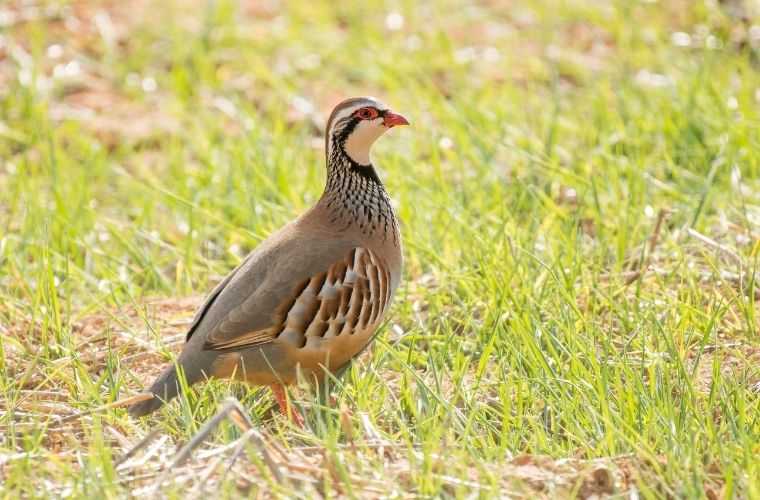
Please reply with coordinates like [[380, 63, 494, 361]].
[[270, 384, 305, 428]]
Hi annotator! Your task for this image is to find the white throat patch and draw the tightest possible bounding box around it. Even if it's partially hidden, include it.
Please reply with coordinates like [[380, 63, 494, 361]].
[[342, 119, 387, 165]]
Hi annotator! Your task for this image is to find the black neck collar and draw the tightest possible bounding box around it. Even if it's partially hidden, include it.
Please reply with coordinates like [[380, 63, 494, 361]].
[[327, 140, 383, 186]]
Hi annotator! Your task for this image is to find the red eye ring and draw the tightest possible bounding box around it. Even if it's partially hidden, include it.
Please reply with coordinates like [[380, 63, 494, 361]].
[[356, 107, 378, 120]]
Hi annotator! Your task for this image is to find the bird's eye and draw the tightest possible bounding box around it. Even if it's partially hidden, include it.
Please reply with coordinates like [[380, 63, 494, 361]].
[[356, 107, 378, 120]]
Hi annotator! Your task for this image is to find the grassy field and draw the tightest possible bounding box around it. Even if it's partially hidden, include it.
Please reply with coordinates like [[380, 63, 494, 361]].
[[2, 0, 760, 497]]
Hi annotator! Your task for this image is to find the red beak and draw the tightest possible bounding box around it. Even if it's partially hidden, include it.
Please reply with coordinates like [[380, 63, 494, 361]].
[[383, 110, 410, 127]]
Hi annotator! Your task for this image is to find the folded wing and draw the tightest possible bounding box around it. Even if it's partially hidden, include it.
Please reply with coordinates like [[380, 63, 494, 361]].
[[202, 246, 394, 352]]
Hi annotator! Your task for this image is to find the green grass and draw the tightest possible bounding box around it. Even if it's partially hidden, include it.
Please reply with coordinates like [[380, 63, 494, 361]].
[[2, 0, 760, 496]]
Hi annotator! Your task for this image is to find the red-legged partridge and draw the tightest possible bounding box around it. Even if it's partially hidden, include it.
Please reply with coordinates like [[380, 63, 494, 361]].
[[128, 97, 408, 424]]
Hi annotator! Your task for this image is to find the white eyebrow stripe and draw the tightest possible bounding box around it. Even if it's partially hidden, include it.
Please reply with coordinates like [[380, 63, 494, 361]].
[[332, 107, 356, 123], [328, 100, 390, 133]]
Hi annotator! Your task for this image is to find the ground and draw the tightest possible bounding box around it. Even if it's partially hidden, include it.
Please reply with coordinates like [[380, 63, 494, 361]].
[[1, 0, 760, 497]]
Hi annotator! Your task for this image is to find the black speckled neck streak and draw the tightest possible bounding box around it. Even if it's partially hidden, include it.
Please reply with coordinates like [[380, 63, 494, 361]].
[[320, 140, 399, 246]]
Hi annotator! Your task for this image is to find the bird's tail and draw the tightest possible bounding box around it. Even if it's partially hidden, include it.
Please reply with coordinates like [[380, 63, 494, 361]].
[[126, 364, 181, 417], [126, 342, 216, 417]]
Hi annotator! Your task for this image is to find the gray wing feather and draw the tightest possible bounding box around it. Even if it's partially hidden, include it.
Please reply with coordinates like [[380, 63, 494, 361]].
[[185, 253, 253, 341]]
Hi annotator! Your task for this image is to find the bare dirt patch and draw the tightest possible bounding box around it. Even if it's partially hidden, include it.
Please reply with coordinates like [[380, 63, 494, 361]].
[[692, 343, 760, 395]]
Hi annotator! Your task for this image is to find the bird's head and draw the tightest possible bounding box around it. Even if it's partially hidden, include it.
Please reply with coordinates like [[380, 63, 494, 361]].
[[325, 96, 409, 166]]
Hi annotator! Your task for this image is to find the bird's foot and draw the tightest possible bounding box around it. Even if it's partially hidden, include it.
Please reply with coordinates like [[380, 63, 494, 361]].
[[270, 384, 305, 428]]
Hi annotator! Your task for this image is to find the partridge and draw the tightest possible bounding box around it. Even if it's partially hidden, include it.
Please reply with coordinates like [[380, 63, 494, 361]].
[[127, 97, 408, 423]]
